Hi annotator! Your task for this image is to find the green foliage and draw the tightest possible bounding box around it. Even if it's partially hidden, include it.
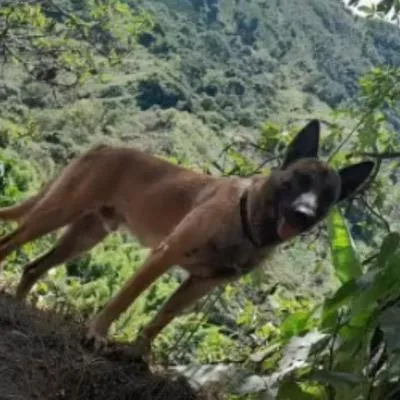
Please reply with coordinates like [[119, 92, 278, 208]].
[[350, 0, 400, 20], [258, 122, 282, 151], [259, 217, 400, 399], [327, 207, 362, 283], [0, 0, 153, 86], [1, 0, 400, 169], [1, 2, 400, 400]]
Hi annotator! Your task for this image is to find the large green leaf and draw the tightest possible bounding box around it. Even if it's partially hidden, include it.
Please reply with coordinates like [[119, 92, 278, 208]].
[[377, 232, 400, 267], [279, 308, 317, 341], [278, 381, 320, 399], [320, 279, 359, 329], [310, 369, 365, 386], [327, 207, 362, 283], [379, 304, 400, 352]]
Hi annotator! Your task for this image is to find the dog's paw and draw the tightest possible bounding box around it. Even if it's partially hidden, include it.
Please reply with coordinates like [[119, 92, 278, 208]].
[[83, 328, 108, 352], [131, 336, 152, 362]]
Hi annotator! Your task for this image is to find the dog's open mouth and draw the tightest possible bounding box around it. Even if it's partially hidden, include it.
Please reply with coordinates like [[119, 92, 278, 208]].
[[277, 217, 299, 241], [277, 202, 316, 241]]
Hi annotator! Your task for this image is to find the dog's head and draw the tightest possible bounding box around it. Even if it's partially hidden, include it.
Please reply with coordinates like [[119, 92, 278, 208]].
[[268, 119, 374, 242]]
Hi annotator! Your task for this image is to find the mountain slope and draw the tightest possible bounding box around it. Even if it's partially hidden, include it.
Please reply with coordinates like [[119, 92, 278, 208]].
[[140, 0, 400, 126], [0, 0, 399, 168]]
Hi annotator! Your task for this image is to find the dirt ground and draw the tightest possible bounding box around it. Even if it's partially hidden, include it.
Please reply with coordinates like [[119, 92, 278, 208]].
[[0, 290, 204, 400]]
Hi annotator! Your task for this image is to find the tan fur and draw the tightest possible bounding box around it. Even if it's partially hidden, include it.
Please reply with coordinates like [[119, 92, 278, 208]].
[[0, 127, 373, 356], [3, 146, 266, 350]]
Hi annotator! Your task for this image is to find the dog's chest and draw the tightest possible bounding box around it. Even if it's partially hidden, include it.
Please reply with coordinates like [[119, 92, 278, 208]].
[[180, 237, 273, 278]]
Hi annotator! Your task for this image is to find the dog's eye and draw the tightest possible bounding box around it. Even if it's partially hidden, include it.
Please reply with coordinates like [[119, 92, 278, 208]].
[[280, 179, 292, 193], [295, 172, 312, 190]]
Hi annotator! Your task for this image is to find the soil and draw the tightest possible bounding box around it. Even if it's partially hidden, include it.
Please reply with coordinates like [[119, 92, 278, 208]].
[[0, 291, 203, 400]]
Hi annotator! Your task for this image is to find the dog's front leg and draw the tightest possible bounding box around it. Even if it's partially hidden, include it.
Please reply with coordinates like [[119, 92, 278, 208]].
[[133, 274, 234, 357], [85, 241, 176, 350], [85, 200, 229, 350]]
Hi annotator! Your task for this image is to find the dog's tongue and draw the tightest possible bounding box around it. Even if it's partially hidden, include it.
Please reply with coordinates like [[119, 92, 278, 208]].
[[277, 218, 298, 240]]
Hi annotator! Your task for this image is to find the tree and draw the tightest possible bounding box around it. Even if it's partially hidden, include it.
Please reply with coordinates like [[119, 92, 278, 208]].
[[349, 0, 400, 21], [0, 0, 153, 87]]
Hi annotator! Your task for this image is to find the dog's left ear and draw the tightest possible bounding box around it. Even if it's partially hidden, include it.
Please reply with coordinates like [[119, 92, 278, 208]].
[[337, 161, 375, 202], [282, 119, 320, 169]]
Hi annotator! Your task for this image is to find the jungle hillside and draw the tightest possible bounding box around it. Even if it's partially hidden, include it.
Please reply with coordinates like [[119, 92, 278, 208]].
[[0, 0, 400, 399]]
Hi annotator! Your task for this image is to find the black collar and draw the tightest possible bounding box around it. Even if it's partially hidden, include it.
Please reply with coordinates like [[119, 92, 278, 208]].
[[240, 190, 260, 248]]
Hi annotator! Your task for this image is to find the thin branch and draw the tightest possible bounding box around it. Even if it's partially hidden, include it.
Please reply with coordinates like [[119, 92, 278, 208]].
[[362, 253, 378, 266], [172, 287, 225, 363], [327, 312, 344, 400], [346, 158, 382, 199], [328, 114, 368, 161], [361, 196, 391, 233], [45, 0, 75, 20], [210, 161, 225, 173], [351, 151, 400, 160], [217, 141, 240, 158], [329, 76, 400, 162], [2, 42, 31, 73], [289, 116, 338, 129], [243, 155, 278, 176], [241, 140, 270, 153]]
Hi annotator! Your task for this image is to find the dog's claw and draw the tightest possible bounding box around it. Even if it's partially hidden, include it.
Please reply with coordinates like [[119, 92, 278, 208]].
[[130, 336, 152, 363], [84, 329, 108, 352]]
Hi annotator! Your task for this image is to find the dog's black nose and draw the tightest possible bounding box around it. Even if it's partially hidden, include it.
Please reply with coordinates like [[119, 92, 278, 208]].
[[293, 203, 315, 218], [284, 204, 315, 229], [290, 192, 317, 225], [291, 208, 314, 227]]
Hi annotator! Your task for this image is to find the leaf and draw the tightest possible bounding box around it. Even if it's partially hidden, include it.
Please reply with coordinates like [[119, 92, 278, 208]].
[[320, 267, 384, 330], [327, 207, 362, 283], [278, 381, 318, 399], [321, 279, 359, 329], [358, 5, 374, 14], [310, 369, 365, 386], [379, 305, 400, 352], [377, 232, 400, 266], [250, 343, 280, 363], [280, 308, 317, 340], [376, 0, 394, 13], [277, 332, 329, 376]]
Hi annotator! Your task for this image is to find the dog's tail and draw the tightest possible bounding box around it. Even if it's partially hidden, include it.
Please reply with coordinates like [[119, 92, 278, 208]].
[[0, 182, 51, 222]]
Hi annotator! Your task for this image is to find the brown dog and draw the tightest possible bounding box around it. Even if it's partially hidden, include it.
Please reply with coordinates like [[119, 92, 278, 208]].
[[0, 119, 373, 355]]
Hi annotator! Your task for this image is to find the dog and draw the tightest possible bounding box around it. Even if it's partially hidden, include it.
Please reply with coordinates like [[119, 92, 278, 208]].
[[0, 119, 374, 355]]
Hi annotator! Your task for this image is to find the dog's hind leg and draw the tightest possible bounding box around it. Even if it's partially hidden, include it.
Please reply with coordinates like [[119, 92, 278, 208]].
[[0, 181, 52, 223], [16, 211, 116, 300], [0, 174, 108, 263]]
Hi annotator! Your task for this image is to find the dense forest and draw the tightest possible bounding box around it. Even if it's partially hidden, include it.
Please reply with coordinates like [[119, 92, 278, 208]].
[[0, 0, 400, 399]]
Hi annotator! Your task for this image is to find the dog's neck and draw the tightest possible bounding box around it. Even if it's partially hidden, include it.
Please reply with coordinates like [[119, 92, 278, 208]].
[[242, 175, 281, 248]]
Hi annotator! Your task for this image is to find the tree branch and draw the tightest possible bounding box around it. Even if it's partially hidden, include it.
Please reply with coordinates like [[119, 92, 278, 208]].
[[328, 114, 368, 161], [360, 195, 391, 233], [350, 151, 400, 160]]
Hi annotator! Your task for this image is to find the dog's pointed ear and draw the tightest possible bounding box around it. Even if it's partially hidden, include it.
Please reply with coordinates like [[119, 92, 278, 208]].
[[337, 161, 375, 202], [282, 119, 320, 168]]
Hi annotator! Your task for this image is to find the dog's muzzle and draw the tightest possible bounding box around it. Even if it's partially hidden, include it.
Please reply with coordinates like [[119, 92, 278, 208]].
[[277, 192, 317, 240], [292, 192, 317, 218]]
